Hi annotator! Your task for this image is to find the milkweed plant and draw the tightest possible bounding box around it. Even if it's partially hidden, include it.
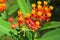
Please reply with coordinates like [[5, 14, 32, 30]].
[[0, 0, 60, 40]]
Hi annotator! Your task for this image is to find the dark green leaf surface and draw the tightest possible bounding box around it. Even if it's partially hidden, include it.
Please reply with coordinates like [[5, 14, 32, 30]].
[[40, 21, 60, 30], [35, 28, 60, 40], [26, 31, 32, 40], [8, 2, 19, 15]]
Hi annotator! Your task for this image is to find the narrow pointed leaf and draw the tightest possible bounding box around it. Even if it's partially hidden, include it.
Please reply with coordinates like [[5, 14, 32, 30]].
[[40, 21, 60, 30], [35, 28, 60, 40], [17, 0, 31, 16]]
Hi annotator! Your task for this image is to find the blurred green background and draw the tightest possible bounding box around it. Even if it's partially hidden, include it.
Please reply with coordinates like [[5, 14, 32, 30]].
[[0, 0, 60, 40]]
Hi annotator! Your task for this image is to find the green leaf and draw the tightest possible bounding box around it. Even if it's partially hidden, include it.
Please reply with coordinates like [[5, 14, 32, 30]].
[[17, 0, 31, 16], [35, 28, 60, 40], [0, 19, 17, 36], [41, 28, 60, 40], [8, 2, 19, 15], [40, 21, 60, 30], [0, 19, 11, 36], [26, 31, 32, 40], [1, 11, 7, 19], [34, 32, 38, 38], [0, 35, 16, 40], [26, 0, 31, 10], [47, 0, 51, 3]]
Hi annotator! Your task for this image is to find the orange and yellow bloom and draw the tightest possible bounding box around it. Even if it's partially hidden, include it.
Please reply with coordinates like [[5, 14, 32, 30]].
[[0, 0, 6, 3], [0, 0, 6, 12], [9, 1, 54, 32]]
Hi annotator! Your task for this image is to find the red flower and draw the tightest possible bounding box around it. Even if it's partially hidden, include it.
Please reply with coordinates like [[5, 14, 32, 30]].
[[10, 1, 54, 32], [25, 18, 30, 24], [29, 19, 35, 25], [44, 16, 50, 22], [31, 25, 35, 31], [26, 24, 32, 28], [18, 21, 23, 26], [8, 17, 14, 23], [11, 24, 16, 29]]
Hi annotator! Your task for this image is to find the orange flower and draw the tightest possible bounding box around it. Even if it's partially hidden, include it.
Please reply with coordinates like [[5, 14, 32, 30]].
[[0, 3, 6, 12], [47, 13, 52, 17], [32, 3, 36, 9], [44, 1, 48, 5], [35, 21, 40, 26], [17, 12, 24, 26], [10, 1, 54, 32], [31, 9, 37, 18], [31, 9, 36, 14], [11, 24, 16, 29], [49, 6, 54, 10], [37, 5, 42, 9], [37, 11, 42, 16], [45, 7, 49, 10], [18, 21, 23, 26], [0, 0, 6, 3], [26, 13, 31, 18], [18, 11, 22, 16], [44, 16, 50, 22], [37, 16, 43, 21], [37, 1, 42, 5], [17, 16, 24, 21]]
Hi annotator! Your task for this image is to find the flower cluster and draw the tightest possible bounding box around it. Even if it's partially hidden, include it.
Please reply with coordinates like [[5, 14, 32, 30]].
[[8, 17, 18, 29], [0, 0, 6, 12], [8, 1, 54, 32]]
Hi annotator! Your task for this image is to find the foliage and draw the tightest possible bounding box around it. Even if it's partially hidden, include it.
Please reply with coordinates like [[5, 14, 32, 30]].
[[0, 0, 60, 40]]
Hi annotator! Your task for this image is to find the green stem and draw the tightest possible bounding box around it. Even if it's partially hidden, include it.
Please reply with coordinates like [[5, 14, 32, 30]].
[[32, 32, 35, 40]]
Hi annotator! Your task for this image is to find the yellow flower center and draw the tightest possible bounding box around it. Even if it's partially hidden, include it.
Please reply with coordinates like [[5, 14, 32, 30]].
[[37, 5, 42, 9], [37, 11, 42, 16], [44, 1, 48, 5], [26, 13, 31, 18], [47, 13, 52, 17], [32, 3, 36, 8], [45, 7, 49, 10], [0, 3, 6, 6], [37, 1, 42, 5], [17, 16, 24, 21], [31, 9, 36, 14], [36, 21, 40, 26], [49, 6, 54, 10], [18, 11, 22, 16]]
